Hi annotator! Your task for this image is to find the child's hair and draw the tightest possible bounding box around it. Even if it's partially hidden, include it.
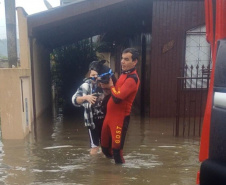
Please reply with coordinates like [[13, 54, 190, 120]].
[[85, 70, 91, 78]]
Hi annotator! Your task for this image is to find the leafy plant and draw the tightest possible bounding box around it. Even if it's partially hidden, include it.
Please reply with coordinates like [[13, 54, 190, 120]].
[[51, 39, 98, 111]]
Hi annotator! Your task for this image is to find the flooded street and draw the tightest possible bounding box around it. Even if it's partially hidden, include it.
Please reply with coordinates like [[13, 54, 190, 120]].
[[0, 112, 200, 185]]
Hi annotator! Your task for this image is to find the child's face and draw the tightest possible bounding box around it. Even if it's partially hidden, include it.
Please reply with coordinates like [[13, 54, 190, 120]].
[[90, 70, 98, 78]]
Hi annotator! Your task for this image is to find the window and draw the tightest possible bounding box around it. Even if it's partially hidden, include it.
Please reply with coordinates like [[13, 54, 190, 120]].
[[184, 25, 211, 88]]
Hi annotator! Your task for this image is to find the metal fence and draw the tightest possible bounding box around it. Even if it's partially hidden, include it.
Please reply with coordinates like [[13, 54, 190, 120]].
[[174, 64, 211, 137]]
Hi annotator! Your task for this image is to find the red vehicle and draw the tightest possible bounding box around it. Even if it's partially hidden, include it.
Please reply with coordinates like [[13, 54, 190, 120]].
[[197, 0, 226, 184]]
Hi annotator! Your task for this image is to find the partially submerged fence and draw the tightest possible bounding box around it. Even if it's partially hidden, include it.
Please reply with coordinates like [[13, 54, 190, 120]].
[[174, 64, 211, 137]]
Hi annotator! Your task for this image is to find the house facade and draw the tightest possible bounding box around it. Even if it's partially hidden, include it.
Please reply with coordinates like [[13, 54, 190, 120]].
[[0, 0, 208, 139]]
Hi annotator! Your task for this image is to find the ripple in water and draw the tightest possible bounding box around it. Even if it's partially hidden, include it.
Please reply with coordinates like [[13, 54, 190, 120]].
[[123, 152, 163, 169]]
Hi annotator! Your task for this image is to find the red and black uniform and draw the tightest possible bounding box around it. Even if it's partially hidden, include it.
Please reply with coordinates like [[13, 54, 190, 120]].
[[101, 68, 140, 164]]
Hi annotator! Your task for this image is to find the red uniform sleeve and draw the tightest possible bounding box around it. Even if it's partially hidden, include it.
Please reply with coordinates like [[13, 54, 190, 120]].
[[110, 78, 137, 103]]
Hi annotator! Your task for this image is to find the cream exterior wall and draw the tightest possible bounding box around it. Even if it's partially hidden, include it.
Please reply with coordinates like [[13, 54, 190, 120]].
[[0, 7, 52, 139], [17, 7, 52, 121], [0, 8, 33, 139], [0, 69, 31, 139], [17, 8, 30, 69]]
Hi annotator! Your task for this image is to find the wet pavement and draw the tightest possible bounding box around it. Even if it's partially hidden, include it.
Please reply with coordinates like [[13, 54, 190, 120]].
[[0, 112, 200, 185]]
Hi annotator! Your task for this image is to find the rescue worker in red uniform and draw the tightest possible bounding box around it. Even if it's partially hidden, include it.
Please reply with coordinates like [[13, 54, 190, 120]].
[[100, 48, 140, 164]]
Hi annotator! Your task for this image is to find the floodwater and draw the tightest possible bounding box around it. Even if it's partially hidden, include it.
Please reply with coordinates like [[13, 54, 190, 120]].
[[0, 110, 200, 185]]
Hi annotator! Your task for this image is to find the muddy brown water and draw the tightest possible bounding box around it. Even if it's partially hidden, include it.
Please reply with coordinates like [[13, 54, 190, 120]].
[[0, 112, 200, 185]]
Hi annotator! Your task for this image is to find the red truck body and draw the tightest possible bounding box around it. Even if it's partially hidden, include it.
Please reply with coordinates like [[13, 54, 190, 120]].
[[198, 1, 226, 184]]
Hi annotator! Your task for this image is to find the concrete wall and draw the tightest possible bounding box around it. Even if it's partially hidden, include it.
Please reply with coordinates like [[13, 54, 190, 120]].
[[32, 39, 52, 118], [17, 7, 52, 124], [0, 69, 31, 139], [17, 7, 34, 126], [17, 8, 30, 69], [0, 8, 33, 139]]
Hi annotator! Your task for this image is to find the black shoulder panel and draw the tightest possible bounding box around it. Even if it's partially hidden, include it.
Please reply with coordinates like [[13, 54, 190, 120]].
[[127, 74, 138, 84]]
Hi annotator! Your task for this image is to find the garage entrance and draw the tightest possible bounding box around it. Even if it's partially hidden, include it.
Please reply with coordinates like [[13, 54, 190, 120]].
[[26, 0, 152, 122]]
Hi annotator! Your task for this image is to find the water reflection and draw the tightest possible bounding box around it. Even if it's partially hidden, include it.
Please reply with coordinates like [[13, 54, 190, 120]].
[[0, 112, 200, 185]]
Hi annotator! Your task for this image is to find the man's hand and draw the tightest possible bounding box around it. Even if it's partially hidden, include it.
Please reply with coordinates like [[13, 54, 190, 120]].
[[108, 78, 114, 87]]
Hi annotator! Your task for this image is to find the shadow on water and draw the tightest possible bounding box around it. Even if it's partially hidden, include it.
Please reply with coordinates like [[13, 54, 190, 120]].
[[0, 108, 200, 185]]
